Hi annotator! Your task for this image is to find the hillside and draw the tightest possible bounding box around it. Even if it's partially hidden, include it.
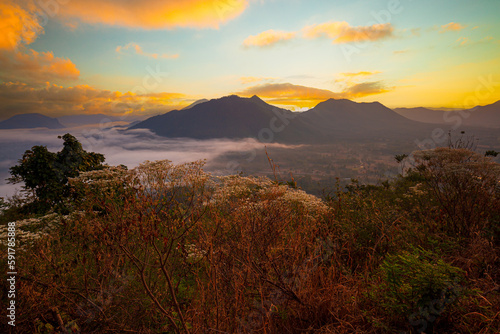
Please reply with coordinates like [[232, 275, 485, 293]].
[[130, 95, 432, 143], [394, 100, 500, 128], [0, 113, 64, 129], [130, 95, 317, 142]]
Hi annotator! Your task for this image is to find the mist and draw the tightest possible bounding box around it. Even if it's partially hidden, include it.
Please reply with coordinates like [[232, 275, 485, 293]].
[[0, 125, 292, 198]]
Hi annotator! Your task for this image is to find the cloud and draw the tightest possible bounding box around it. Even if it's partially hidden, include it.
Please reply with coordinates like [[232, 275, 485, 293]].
[[236, 81, 391, 108], [342, 81, 389, 98], [240, 76, 275, 84], [456, 37, 470, 46], [0, 82, 188, 120], [243, 29, 296, 47], [0, 49, 79, 83], [339, 71, 381, 77], [0, 0, 43, 51], [58, 0, 248, 29], [440, 22, 466, 33], [0, 127, 291, 197], [302, 21, 393, 44], [116, 43, 179, 59], [0, 1, 81, 85]]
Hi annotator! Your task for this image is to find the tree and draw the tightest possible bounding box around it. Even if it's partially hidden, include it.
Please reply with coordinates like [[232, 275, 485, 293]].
[[8, 134, 105, 212]]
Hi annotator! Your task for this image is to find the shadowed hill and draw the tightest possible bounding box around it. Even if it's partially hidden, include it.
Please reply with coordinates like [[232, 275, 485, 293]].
[[128, 95, 486, 143], [0, 113, 64, 130], [130, 95, 317, 142], [394, 100, 500, 128]]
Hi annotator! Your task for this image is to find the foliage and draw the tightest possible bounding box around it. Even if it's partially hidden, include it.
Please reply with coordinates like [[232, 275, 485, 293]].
[[8, 134, 105, 212], [412, 147, 500, 236], [1, 147, 500, 333], [369, 247, 464, 333]]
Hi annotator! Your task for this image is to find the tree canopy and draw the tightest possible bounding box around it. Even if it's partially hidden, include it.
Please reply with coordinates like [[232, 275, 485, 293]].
[[8, 133, 105, 211]]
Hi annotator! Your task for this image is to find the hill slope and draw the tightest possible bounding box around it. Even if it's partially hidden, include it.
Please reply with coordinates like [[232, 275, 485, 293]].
[[0, 113, 64, 129], [129, 95, 452, 142], [394, 100, 500, 128], [130, 95, 317, 142]]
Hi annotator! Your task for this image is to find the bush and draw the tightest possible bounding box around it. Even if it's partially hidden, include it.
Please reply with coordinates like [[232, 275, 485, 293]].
[[412, 148, 500, 236], [369, 247, 464, 333]]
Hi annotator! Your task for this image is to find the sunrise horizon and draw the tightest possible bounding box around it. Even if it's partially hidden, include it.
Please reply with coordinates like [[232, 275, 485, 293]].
[[1, 0, 499, 121]]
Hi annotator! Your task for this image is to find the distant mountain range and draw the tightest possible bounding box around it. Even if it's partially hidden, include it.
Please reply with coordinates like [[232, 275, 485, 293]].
[[129, 95, 317, 142], [0, 113, 64, 129], [394, 101, 500, 128], [1, 98, 498, 138], [130, 95, 433, 142], [57, 113, 122, 127]]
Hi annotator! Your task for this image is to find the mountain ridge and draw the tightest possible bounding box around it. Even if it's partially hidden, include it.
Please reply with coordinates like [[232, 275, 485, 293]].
[[0, 113, 65, 130]]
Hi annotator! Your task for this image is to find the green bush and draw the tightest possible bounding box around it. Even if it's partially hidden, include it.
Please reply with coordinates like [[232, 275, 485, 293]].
[[370, 247, 464, 333]]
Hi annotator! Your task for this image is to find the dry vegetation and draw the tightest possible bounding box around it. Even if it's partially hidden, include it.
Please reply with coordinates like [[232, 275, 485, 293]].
[[1, 147, 499, 333]]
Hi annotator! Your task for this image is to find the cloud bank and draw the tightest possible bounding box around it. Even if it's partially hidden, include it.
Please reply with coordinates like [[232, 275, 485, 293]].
[[236, 81, 390, 108], [59, 0, 249, 29], [0, 82, 187, 120], [0, 126, 285, 198], [243, 21, 394, 47]]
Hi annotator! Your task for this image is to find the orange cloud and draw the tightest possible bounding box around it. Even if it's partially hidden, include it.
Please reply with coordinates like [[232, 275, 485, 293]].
[[302, 21, 393, 44], [236, 81, 390, 108], [243, 30, 296, 47], [0, 1, 81, 85], [59, 0, 248, 29], [116, 43, 179, 59], [0, 82, 188, 120], [0, 0, 43, 50], [440, 22, 466, 33], [456, 37, 470, 46], [0, 49, 79, 83]]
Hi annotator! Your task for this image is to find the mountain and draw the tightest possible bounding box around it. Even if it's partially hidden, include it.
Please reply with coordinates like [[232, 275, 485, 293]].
[[130, 95, 315, 142], [394, 101, 500, 128], [0, 113, 64, 129], [393, 107, 446, 124], [181, 99, 209, 110], [130, 95, 434, 143], [297, 98, 428, 140], [464, 101, 500, 128], [57, 113, 122, 127]]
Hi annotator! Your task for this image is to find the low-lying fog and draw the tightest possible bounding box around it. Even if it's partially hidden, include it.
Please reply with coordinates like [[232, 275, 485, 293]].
[[0, 124, 290, 198]]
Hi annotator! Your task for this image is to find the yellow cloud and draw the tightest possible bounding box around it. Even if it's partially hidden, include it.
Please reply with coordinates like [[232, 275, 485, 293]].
[[0, 0, 43, 50], [302, 21, 393, 44], [339, 71, 381, 77], [243, 30, 296, 48], [59, 0, 248, 29], [236, 82, 390, 108], [116, 43, 179, 59], [440, 22, 466, 33]]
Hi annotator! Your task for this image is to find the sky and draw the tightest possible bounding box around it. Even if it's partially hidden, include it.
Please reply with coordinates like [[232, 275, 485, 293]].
[[1, 0, 500, 120]]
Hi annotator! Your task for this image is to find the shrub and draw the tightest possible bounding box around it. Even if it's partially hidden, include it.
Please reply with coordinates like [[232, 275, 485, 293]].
[[412, 148, 500, 236], [369, 247, 464, 333]]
